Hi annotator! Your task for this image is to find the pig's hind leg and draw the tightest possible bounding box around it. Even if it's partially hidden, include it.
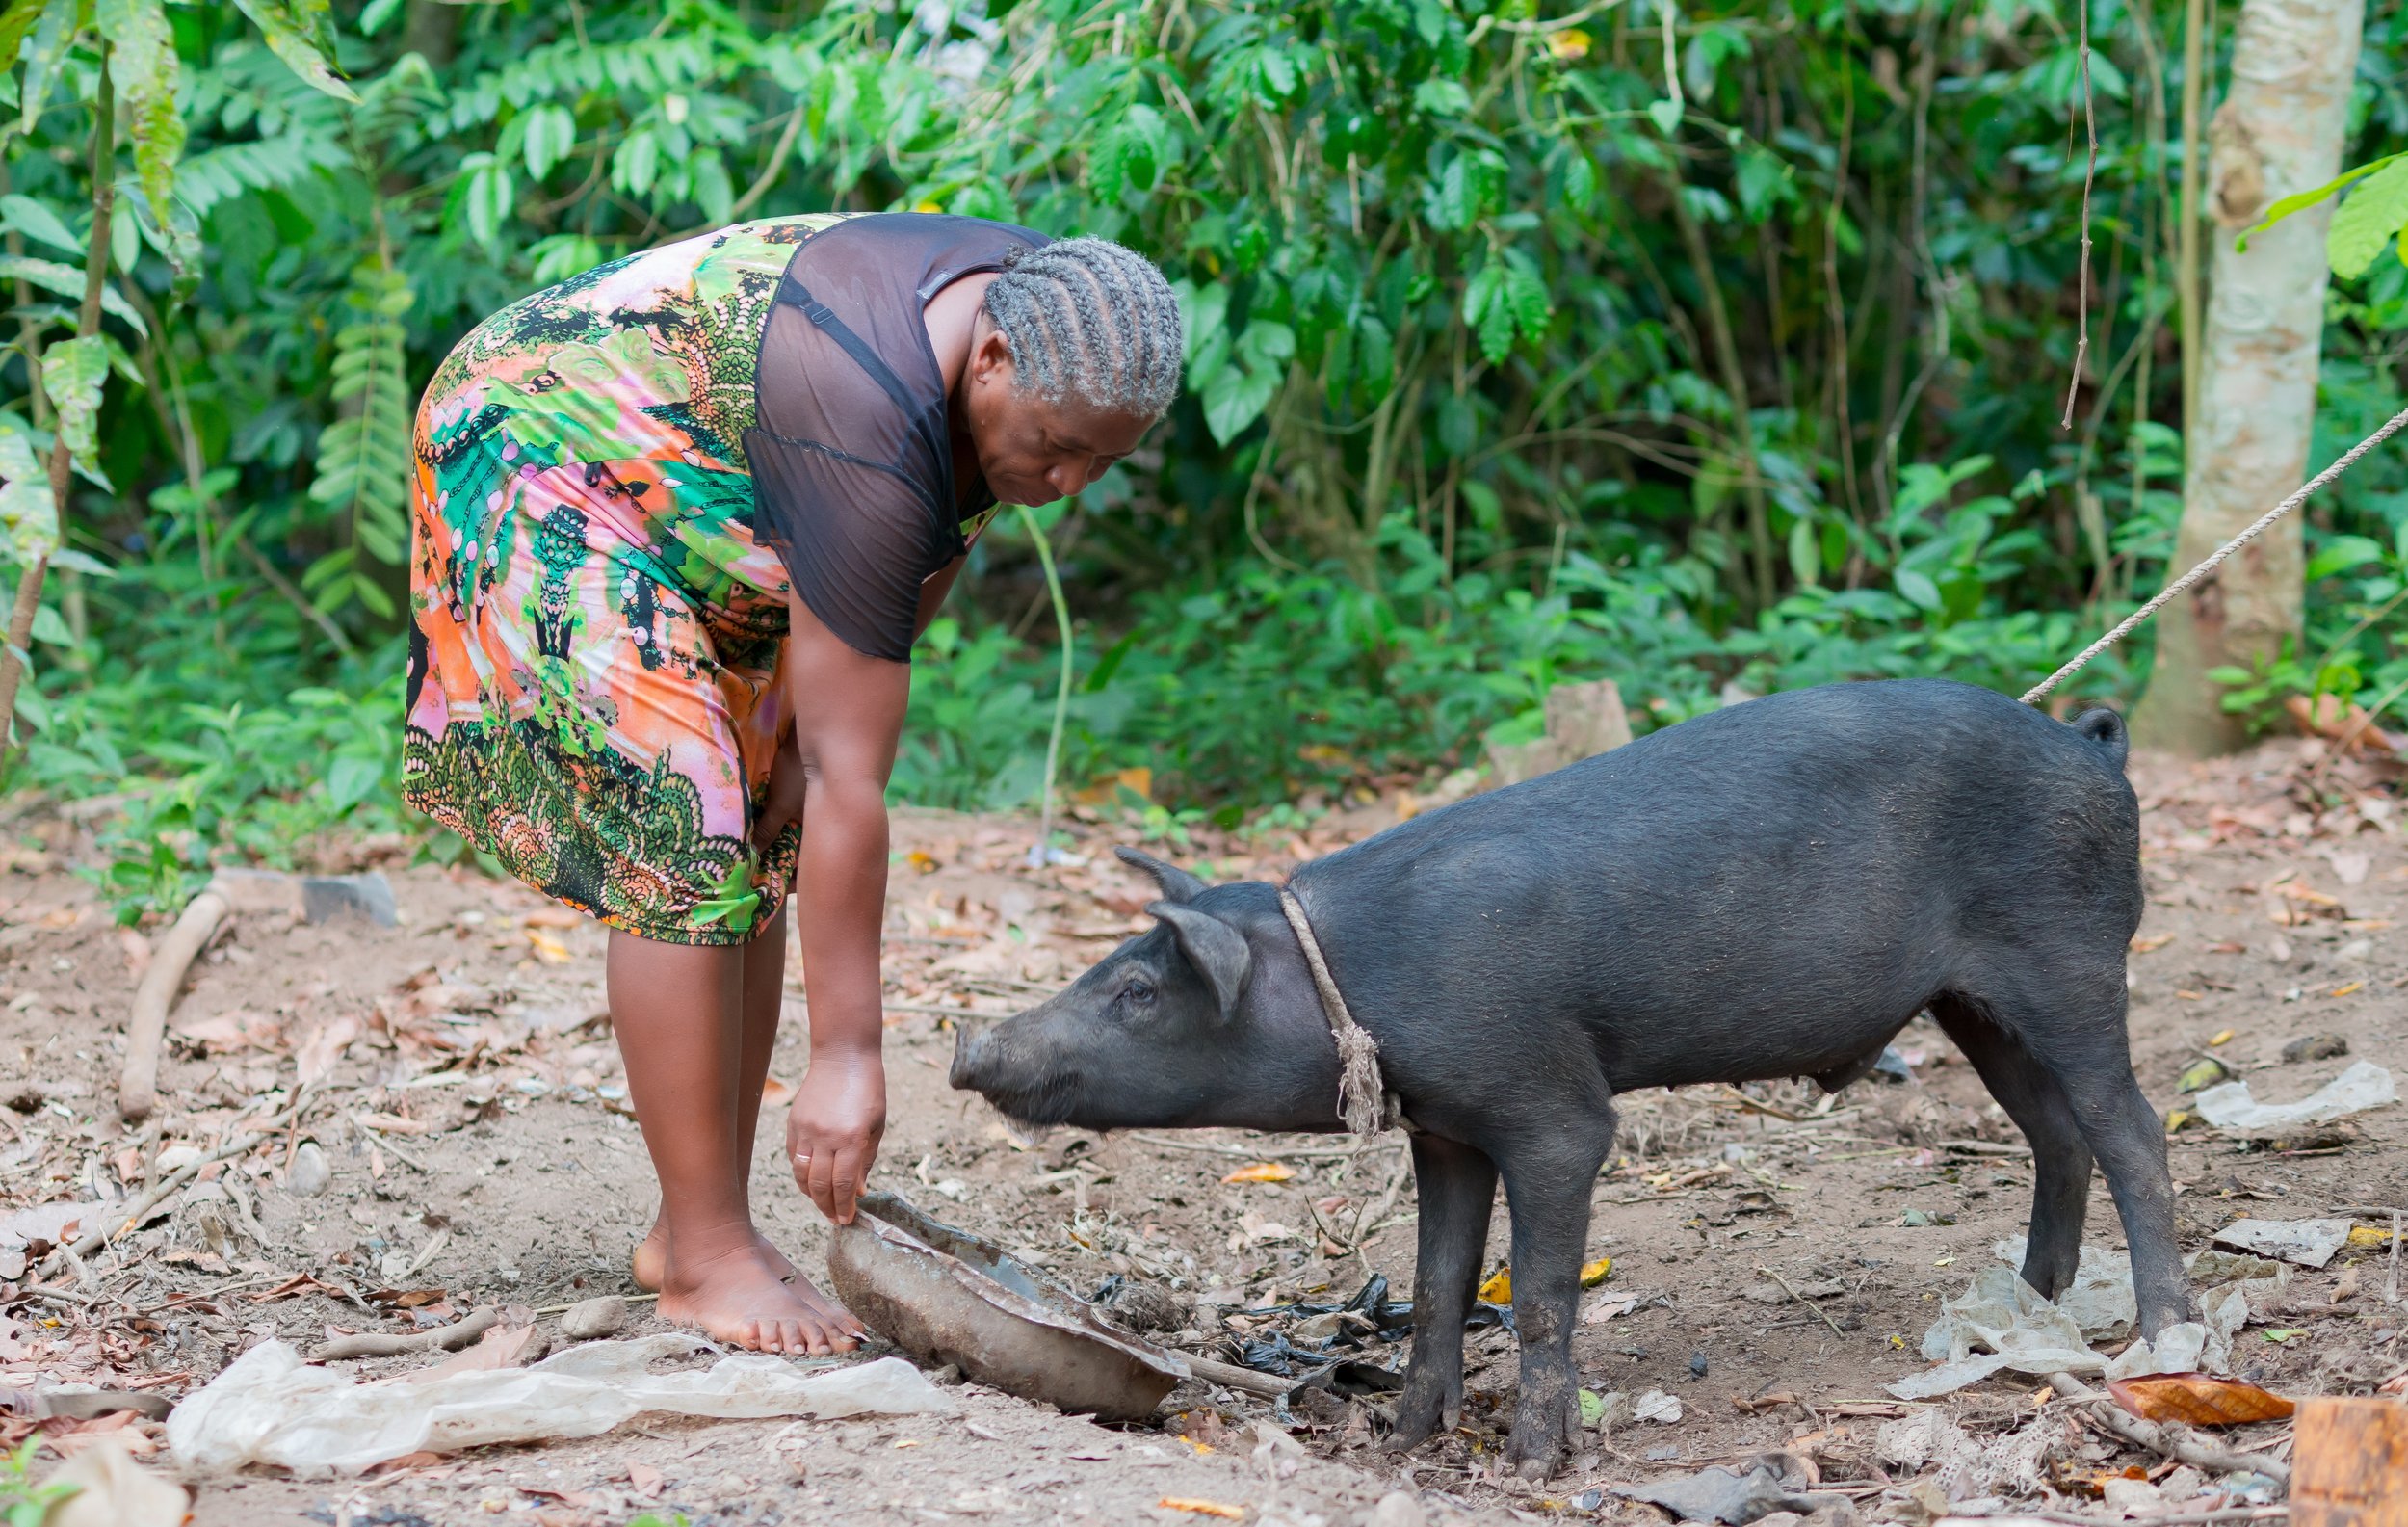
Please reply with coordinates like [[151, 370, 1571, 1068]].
[[1952, 975, 2190, 1337], [1929, 994, 2093, 1301], [1387, 1134, 1498, 1456]]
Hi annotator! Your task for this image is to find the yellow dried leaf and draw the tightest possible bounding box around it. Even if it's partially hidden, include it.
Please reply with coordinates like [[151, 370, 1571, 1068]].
[[1548, 27, 1592, 59], [525, 930, 571, 964], [1221, 1162, 1295, 1185], [1160, 1499, 1246, 1520], [2331, 981, 2365, 998], [1478, 1267, 1512, 1303], [2348, 1225, 2398, 1247], [2107, 1374, 2294, 1427], [1580, 1257, 1612, 1287], [2129, 934, 2176, 952], [2208, 1028, 2235, 1046]]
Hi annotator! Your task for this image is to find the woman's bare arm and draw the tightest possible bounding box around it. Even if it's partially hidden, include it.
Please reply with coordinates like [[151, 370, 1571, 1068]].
[[781, 593, 911, 1225]]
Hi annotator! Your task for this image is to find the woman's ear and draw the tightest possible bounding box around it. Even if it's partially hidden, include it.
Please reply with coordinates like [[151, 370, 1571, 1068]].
[[967, 324, 1016, 388]]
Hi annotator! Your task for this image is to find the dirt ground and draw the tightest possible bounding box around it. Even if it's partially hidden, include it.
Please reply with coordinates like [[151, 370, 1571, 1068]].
[[0, 730, 2403, 1526]]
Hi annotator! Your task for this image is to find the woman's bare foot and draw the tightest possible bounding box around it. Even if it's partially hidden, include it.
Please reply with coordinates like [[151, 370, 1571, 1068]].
[[654, 1242, 865, 1356], [633, 1219, 797, 1291]]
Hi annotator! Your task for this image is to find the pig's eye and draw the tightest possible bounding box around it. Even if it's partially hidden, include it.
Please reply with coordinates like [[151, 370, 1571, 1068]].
[[1121, 978, 1156, 1007]]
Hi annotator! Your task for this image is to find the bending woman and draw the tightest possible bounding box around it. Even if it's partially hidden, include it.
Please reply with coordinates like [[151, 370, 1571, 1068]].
[[403, 214, 1183, 1351]]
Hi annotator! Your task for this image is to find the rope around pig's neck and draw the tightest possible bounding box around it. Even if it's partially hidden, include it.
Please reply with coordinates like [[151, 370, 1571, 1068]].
[[1277, 888, 1394, 1137], [2020, 402, 2408, 706]]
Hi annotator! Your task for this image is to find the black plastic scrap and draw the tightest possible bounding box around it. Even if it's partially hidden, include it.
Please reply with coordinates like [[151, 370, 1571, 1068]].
[[1216, 1273, 1511, 1379]]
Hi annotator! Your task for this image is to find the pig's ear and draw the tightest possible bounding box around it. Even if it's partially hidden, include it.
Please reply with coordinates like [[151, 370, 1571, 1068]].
[[1115, 845, 1207, 904], [1147, 901, 1251, 1017]]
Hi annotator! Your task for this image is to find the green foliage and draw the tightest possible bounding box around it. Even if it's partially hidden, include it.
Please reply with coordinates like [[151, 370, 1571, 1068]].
[[0, 1438, 75, 1526], [2, 0, 2406, 916]]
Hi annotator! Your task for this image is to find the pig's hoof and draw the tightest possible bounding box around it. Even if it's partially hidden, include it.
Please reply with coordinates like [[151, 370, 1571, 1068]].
[[1514, 1454, 1557, 1483], [1384, 1391, 1448, 1453]]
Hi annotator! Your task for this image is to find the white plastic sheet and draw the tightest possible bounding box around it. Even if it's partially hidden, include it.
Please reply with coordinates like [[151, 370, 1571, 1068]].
[[1890, 1242, 2266, 1400], [168, 1334, 954, 1477], [2193, 1060, 2395, 1139], [2211, 1218, 2353, 1269]]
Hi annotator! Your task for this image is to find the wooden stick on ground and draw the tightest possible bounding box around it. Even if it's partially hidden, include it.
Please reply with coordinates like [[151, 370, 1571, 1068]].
[[313, 1306, 499, 1361], [1181, 1353, 1297, 1399], [1756, 1262, 1849, 1340], [119, 882, 230, 1120]]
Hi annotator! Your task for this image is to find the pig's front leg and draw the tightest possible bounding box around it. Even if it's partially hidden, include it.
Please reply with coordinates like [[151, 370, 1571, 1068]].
[[1497, 1132, 1613, 1479], [1388, 1134, 1497, 1453]]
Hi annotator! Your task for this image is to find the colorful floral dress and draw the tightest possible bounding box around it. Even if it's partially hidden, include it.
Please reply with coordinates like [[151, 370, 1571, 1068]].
[[402, 213, 1034, 944]]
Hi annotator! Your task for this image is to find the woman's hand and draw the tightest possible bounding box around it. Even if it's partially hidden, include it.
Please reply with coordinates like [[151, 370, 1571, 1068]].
[[787, 1049, 886, 1224], [752, 727, 808, 853]]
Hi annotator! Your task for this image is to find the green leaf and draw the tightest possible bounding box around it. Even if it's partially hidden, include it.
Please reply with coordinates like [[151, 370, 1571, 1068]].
[[1463, 261, 1512, 363], [98, 0, 184, 232], [0, 0, 45, 73], [1561, 151, 1597, 215], [0, 416, 57, 563], [1788, 514, 1819, 588], [0, 193, 80, 257], [2304, 534, 2386, 582], [0, 257, 145, 336], [462, 156, 515, 248], [1502, 248, 1549, 343], [231, 0, 360, 102], [1646, 97, 1683, 136], [1256, 48, 1296, 102], [2327, 158, 2408, 280], [1236, 318, 1295, 373], [40, 335, 108, 481], [1413, 79, 1471, 116], [327, 753, 380, 812], [521, 102, 576, 180], [17, 0, 78, 134], [27, 603, 68, 645], [2236, 152, 2403, 251], [1202, 363, 1277, 445], [1895, 566, 1942, 612]]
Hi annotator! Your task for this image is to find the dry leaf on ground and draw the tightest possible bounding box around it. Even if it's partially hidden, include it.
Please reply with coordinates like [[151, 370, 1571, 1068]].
[[2107, 1373, 2294, 1426], [1220, 1162, 1294, 1184]]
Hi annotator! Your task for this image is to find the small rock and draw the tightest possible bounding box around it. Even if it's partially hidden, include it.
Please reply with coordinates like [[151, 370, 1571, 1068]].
[[154, 1145, 202, 1175], [1688, 1349, 1709, 1378], [2337, 938, 2372, 962], [929, 1363, 963, 1386], [2282, 1034, 2349, 1064], [286, 1142, 331, 1198], [557, 1295, 628, 1340], [1366, 1491, 1427, 1527]]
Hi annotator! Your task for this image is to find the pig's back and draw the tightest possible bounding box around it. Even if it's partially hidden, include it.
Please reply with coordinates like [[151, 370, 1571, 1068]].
[[1292, 678, 2138, 1093]]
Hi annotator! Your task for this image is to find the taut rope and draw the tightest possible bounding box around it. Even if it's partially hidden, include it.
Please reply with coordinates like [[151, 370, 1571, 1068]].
[[2020, 403, 2408, 706]]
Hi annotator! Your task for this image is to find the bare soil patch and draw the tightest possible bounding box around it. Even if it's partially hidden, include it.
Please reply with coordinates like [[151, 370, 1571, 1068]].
[[0, 736, 2400, 1524]]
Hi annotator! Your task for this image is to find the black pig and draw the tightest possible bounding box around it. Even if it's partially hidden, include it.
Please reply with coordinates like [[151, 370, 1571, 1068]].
[[951, 678, 2185, 1477]]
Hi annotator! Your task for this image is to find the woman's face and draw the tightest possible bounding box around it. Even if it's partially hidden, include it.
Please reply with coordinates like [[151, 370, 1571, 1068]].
[[961, 325, 1158, 506]]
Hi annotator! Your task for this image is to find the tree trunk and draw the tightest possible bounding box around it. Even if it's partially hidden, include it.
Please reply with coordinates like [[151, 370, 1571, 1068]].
[[0, 66, 113, 749], [2133, 0, 2364, 756]]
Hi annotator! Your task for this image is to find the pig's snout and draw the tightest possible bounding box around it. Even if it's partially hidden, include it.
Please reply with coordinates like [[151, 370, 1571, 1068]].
[[947, 1021, 994, 1093]]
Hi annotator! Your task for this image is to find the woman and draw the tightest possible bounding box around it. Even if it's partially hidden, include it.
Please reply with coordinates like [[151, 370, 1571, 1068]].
[[403, 213, 1183, 1353]]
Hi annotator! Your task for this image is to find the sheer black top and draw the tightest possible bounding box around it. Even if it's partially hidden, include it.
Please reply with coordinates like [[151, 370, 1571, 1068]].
[[746, 213, 1049, 662]]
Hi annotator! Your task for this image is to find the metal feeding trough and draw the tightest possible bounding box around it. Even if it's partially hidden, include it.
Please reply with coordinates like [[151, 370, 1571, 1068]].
[[825, 1190, 1189, 1423]]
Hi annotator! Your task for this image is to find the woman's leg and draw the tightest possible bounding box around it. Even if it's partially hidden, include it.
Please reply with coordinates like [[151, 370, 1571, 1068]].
[[628, 905, 856, 1323], [631, 906, 792, 1285], [608, 928, 855, 1354]]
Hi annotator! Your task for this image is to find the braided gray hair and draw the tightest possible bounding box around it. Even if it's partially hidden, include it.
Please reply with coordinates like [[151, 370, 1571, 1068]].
[[982, 237, 1184, 417]]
